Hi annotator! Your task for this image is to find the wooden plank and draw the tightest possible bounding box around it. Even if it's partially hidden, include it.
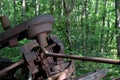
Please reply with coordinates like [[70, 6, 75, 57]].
[[74, 69, 109, 80]]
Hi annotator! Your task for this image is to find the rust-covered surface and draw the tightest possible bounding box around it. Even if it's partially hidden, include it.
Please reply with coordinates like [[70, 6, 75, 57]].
[[0, 15, 119, 80], [0, 15, 75, 80]]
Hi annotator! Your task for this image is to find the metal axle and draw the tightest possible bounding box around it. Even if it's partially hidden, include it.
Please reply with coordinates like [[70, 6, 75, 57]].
[[46, 53, 120, 65], [0, 53, 120, 75]]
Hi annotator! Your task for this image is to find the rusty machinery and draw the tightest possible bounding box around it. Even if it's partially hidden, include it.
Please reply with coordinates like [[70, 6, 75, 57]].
[[0, 15, 120, 80]]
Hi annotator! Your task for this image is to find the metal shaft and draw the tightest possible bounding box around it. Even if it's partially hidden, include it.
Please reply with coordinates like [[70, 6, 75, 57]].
[[46, 53, 120, 65], [0, 60, 24, 75], [1, 53, 120, 76]]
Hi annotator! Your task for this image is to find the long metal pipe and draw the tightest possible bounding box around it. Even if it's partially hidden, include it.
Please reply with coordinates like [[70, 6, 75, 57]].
[[46, 53, 120, 65], [0, 59, 24, 75], [0, 53, 120, 76]]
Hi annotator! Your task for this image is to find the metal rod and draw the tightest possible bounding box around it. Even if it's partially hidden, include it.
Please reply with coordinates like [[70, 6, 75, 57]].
[[1, 52, 120, 76], [0, 59, 24, 75], [46, 53, 120, 65]]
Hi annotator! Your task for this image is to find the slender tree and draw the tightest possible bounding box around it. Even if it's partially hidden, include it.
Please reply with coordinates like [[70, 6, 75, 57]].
[[0, 1, 3, 16], [115, 0, 120, 56], [50, 0, 55, 15], [13, 0, 16, 24], [35, 0, 39, 15], [84, 0, 89, 35], [63, 0, 75, 48], [22, 0, 26, 21], [100, 0, 107, 53], [81, 0, 88, 53], [115, 0, 120, 29], [92, 0, 99, 34]]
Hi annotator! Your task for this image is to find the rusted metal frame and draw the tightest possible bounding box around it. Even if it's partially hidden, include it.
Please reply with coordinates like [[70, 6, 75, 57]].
[[0, 41, 55, 76], [0, 22, 27, 42], [0, 16, 18, 47], [0, 16, 11, 30], [36, 33, 57, 77], [0, 60, 24, 76], [0, 15, 54, 49], [1, 51, 118, 78], [19, 38, 60, 78], [47, 61, 75, 80], [0, 15, 54, 42], [45, 43, 56, 50], [45, 53, 120, 65], [0, 43, 120, 77], [20, 39, 48, 75], [49, 35, 64, 53], [0, 52, 116, 79], [27, 26, 74, 79], [37, 33, 48, 47]]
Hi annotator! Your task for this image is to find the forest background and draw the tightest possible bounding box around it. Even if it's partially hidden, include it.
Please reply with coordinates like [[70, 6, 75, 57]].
[[0, 0, 120, 80]]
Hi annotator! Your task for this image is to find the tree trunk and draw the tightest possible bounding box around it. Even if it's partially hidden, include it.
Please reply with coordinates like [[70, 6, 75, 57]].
[[13, 0, 16, 24], [35, 0, 39, 15], [115, 0, 120, 56], [57, 0, 62, 18], [100, 0, 107, 53], [0, 1, 3, 16], [22, 0, 26, 21], [105, 17, 110, 51], [63, 0, 75, 48], [50, 0, 55, 15], [81, 0, 88, 53], [90, 0, 99, 50], [84, 0, 89, 36], [95, 0, 99, 14], [92, 0, 99, 34]]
